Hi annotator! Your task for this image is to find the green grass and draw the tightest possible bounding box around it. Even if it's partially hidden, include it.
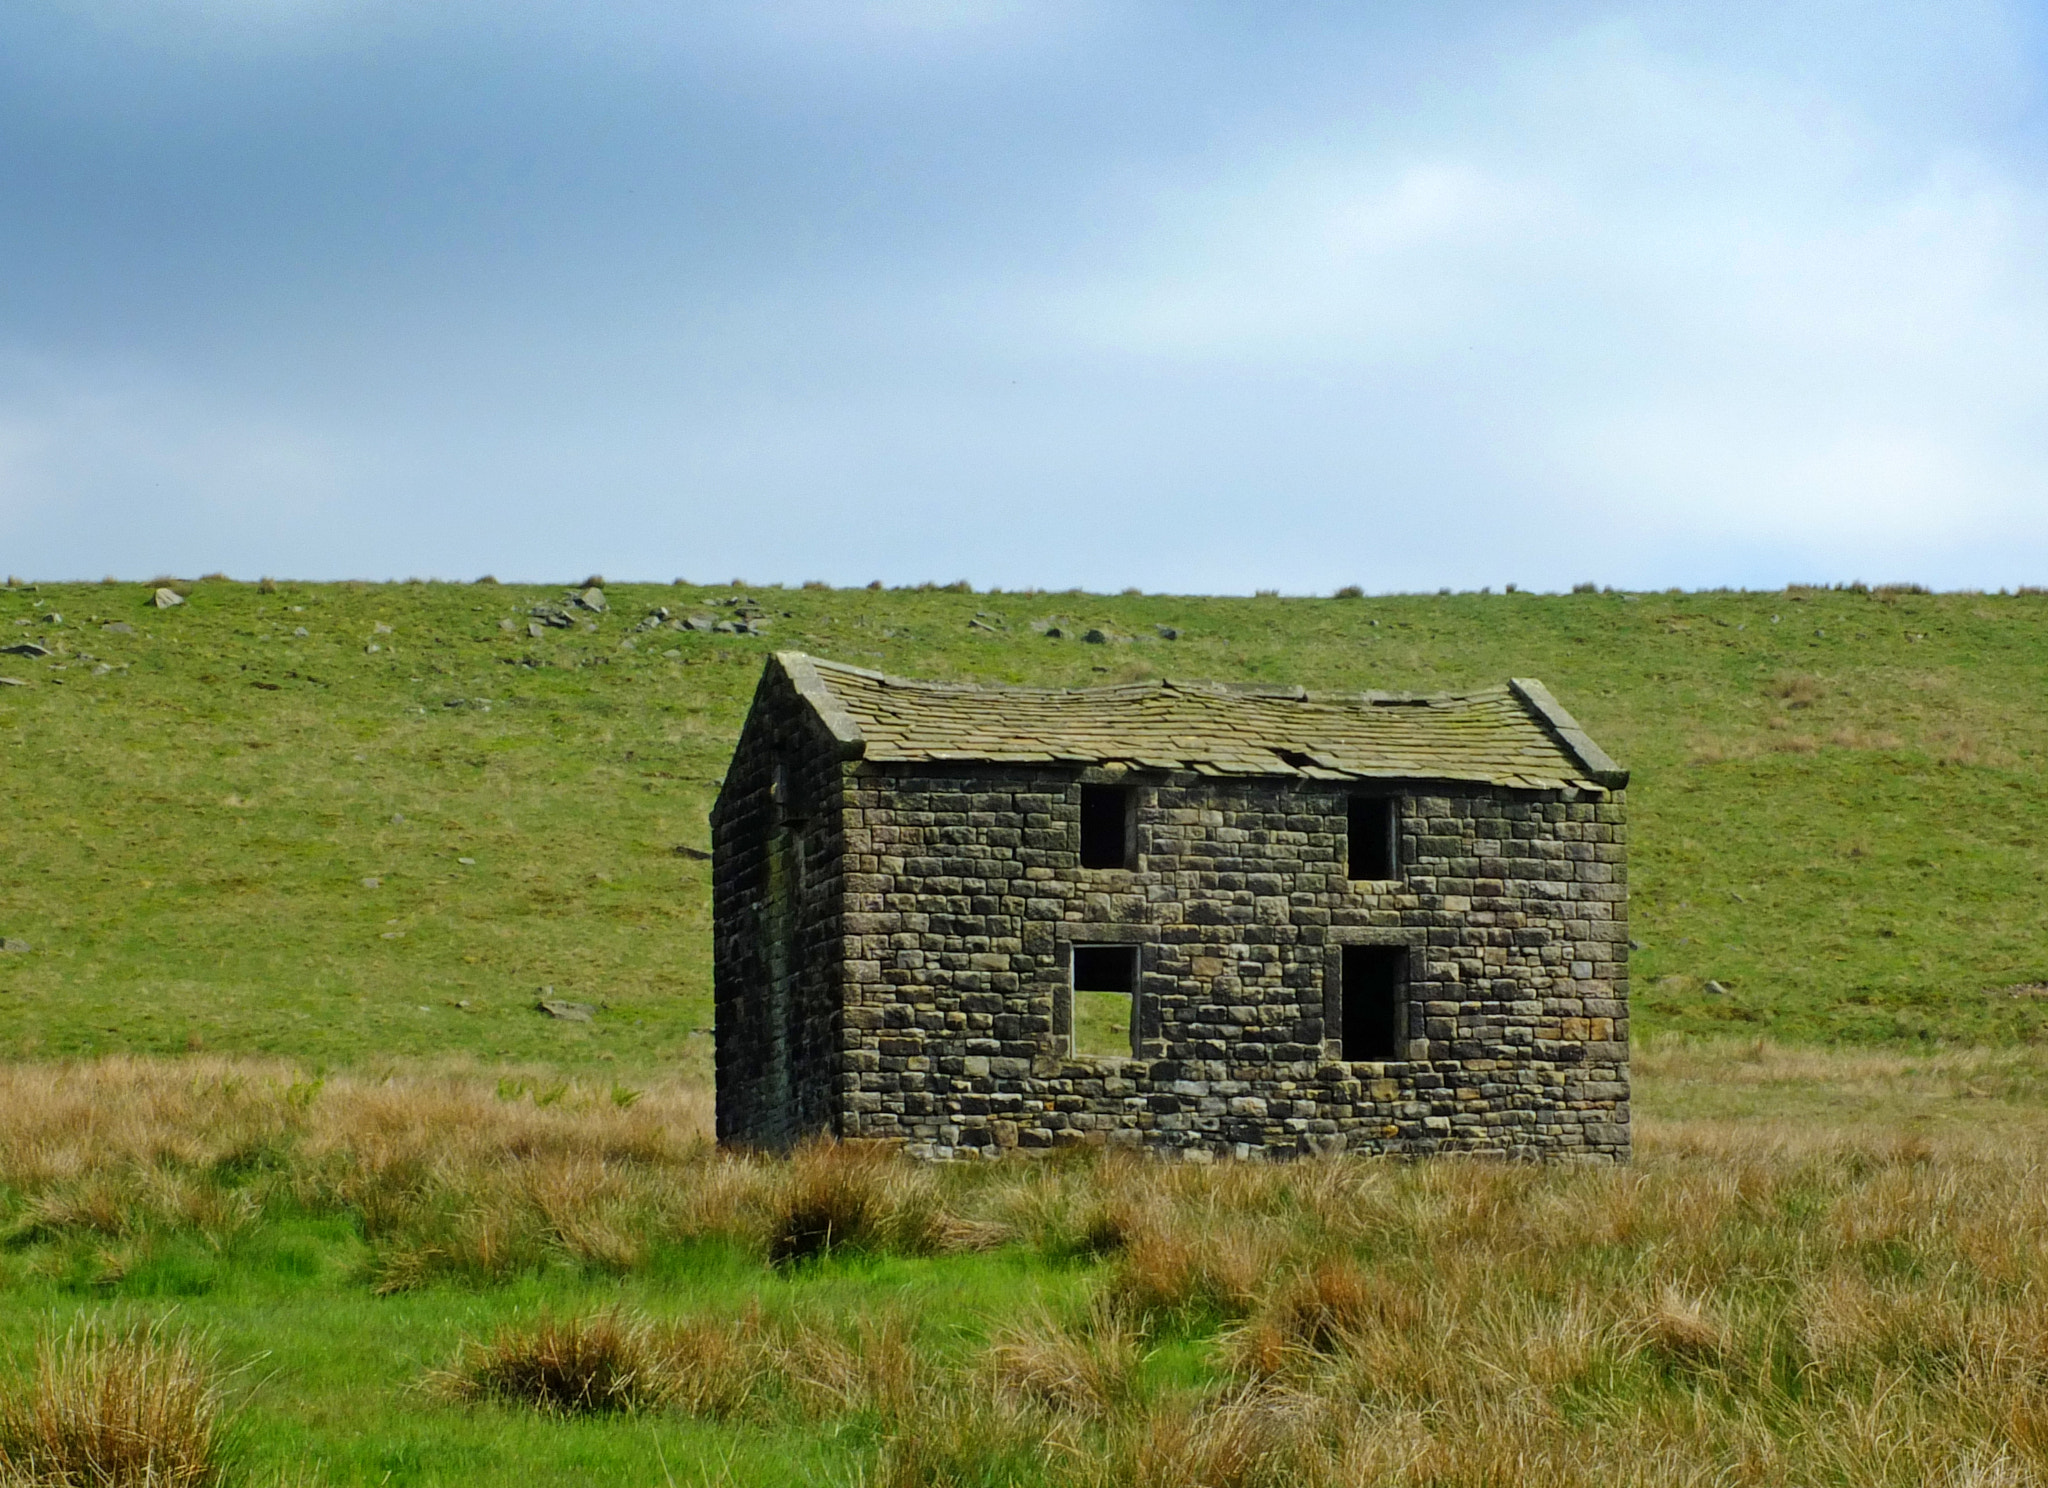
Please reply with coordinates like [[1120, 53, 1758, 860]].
[[4, 1046, 2048, 1485], [0, 1251, 1044, 1486], [5, 575, 2047, 1483], [1072, 990, 1134, 1059], [4, 575, 2046, 1066]]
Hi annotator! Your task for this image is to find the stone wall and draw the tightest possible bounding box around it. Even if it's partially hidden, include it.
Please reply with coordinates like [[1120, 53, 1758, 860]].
[[710, 667, 847, 1149], [713, 670, 1629, 1161], [829, 764, 1629, 1162]]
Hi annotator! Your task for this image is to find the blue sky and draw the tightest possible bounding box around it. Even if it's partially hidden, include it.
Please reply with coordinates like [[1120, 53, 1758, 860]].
[[2, 1, 2045, 591]]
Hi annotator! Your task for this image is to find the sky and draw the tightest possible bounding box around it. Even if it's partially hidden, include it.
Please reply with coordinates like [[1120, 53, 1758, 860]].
[[1, 1, 2045, 593]]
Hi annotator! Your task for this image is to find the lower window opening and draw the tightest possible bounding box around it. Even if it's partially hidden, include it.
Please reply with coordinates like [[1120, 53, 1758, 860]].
[[1071, 945, 1138, 1057], [1341, 944, 1406, 1061]]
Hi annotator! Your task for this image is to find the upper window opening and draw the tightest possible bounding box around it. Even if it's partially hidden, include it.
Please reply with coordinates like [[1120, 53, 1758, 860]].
[[1348, 797, 1397, 881], [1071, 944, 1138, 1057], [1340, 944, 1405, 1061], [1079, 784, 1132, 869]]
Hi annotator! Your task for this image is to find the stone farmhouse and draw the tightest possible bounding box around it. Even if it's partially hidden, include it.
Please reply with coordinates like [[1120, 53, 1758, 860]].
[[712, 652, 1631, 1162]]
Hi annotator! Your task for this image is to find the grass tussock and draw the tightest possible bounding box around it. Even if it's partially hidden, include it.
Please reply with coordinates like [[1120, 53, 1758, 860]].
[[0, 1318, 229, 1488], [766, 1139, 943, 1264], [984, 1303, 1142, 1420], [432, 1310, 665, 1416]]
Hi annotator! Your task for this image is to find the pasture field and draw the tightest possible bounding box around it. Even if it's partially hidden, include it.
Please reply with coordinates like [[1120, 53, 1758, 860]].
[[4, 577, 2048, 1483], [1, 576, 2047, 1069], [1, 1042, 2047, 1486]]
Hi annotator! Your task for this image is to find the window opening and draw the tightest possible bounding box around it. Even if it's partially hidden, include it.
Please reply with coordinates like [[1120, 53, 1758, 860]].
[[1071, 944, 1138, 1057], [1079, 785, 1132, 869], [1340, 944, 1405, 1061], [1348, 797, 1397, 881]]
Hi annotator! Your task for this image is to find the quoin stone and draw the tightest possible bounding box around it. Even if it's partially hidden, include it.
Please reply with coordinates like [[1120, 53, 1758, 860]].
[[713, 653, 1630, 1162]]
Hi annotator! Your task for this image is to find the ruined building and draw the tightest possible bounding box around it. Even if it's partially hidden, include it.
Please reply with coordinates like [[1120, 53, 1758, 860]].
[[712, 652, 1630, 1161]]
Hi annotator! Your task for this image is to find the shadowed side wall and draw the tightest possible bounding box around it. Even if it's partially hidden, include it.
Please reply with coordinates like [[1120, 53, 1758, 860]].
[[710, 666, 847, 1149]]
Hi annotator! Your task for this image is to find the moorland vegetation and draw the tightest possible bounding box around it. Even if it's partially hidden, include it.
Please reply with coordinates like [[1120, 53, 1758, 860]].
[[1, 576, 2046, 1484], [0, 1047, 2044, 1483]]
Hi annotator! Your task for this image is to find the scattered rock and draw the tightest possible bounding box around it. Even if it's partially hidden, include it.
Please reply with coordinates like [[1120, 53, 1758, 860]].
[[293, 626, 309, 637], [1155, 625, 1180, 640], [528, 603, 575, 629], [361, 876, 382, 889], [1629, 939, 1646, 951], [1704, 980, 1728, 996], [153, 588, 183, 609], [535, 990, 596, 1022], [1, 642, 50, 658], [572, 587, 607, 613], [633, 607, 672, 632], [1, 939, 28, 953], [372, 622, 393, 635], [0, 678, 25, 687], [683, 615, 717, 632], [1082, 629, 1109, 645], [365, 643, 381, 654], [527, 621, 546, 639], [968, 619, 1001, 633], [661, 648, 680, 659], [457, 857, 476, 866], [672, 844, 712, 860], [102, 622, 135, 635]]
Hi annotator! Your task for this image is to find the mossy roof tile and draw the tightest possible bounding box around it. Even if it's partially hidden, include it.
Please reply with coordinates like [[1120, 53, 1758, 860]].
[[774, 653, 1625, 790]]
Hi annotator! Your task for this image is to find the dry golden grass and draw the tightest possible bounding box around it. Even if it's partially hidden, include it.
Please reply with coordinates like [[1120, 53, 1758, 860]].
[[8, 1048, 2048, 1483], [0, 1318, 228, 1487], [984, 1302, 1142, 1420]]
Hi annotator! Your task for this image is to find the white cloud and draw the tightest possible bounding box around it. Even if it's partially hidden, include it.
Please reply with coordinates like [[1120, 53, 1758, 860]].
[[1017, 9, 2048, 574]]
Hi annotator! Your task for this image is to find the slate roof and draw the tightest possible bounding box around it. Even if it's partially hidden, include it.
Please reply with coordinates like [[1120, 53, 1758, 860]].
[[772, 653, 1626, 791]]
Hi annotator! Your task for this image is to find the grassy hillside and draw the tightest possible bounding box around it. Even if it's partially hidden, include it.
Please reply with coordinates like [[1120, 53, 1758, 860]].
[[2, 575, 2046, 1072]]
